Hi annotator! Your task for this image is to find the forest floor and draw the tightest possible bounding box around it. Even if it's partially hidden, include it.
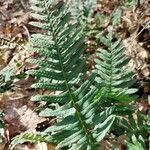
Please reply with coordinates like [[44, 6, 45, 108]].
[[0, 0, 149, 150]]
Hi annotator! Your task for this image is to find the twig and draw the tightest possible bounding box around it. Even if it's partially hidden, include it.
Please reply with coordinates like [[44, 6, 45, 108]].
[[132, 20, 150, 41], [22, 25, 31, 42], [123, 20, 150, 49]]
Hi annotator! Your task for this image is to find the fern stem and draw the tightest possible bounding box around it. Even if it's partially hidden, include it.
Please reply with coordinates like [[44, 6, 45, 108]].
[[108, 50, 113, 93]]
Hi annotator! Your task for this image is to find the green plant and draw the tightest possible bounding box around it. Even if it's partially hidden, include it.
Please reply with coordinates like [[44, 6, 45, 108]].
[[0, 38, 18, 93], [121, 111, 150, 137], [123, 0, 139, 7], [9, 1, 141, 150], [9, 131, 52, 150], [112, 96, 150, 150], [124, 97, 150, 149], [0, 111, 5, 144], [0, 68, 13, 93], [94, 31, 142, 149], [95, 30, 137, 104], [0, 38, 17, 49], [9, 1, 116, 150], [126, 134, 147, 150], [112, 9, 122, 27], [0, 59, 26, 93], [66, 0, 96, 25]]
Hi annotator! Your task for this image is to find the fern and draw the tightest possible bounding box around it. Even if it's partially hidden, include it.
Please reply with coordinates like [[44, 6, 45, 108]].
[[9, 131, 52, 150], [113, 111, 150, 149], [126, 134, 147, 150], [0, 111, 5, 144], [66, 0, 97, 25], [0, 38, 24, 49], [119, 98, 150, 147], [0, 75, 12, 93], [10, 1, 117, 150], [111, 96, 150, 149], [112, 9, 122, 27], [124, 0, 139, 7], [95, 30, 137, 104], [0, 67, 13, 93], [121, 111, 150, 137], [0, 38, 16, 49]]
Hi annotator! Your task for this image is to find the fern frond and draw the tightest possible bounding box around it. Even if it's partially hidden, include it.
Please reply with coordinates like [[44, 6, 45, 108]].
[[126, 135, 147, 150], [25, 1, 116, 149], [66, 0, 97, 24], [0, 67, 14, 93], [9, 131, 52, 150], [120, 110, 150, 138], [95, 30, 137, 103], [0, 38, 18, 49]]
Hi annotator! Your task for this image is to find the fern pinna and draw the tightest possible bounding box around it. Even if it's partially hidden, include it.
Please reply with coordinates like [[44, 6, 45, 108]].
[[19, 1, 115, 150], [95, 31, 137, 104]]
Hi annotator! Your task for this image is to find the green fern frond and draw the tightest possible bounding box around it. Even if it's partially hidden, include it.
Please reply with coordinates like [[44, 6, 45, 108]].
[[24, 1, 116, 149], [120, 110, 150, 138], [9, 131, 52, 150], [112, 9, 122, 26], [0, 67, 14, 93], [0, 38, 16, 49], [0, 111, 5, 144], [0, 37, 25, 50], [126, 134, 147, 150], [67, 0, 97, 24], [95, 30, 137, 103], [0, 75, 12, 93]]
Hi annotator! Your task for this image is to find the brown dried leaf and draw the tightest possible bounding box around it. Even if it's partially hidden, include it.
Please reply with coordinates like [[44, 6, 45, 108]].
[[4, 102, 45, 137]]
